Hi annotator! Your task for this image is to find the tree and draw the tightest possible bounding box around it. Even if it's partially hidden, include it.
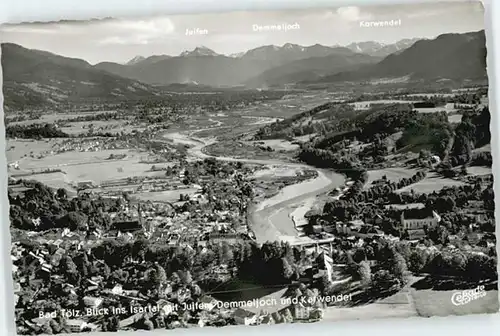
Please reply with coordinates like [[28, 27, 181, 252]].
[[460, 165, 468, 176], [346, 252, 358, 277], [371, 270, 399, 293], [56, 188, 68, 200], [281, 258, 294, 279], [408, 250, 428, 274], [156, 263, 167, 284], [143, 318, 155, 330], [392, 252, 408, 285], [41, 322, 53, 335], [182, 270, 193, 284], [61, 211, 88, 231], [357, 261, 372, 288]]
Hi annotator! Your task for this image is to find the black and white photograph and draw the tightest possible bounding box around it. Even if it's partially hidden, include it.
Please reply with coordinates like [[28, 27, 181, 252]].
[[1, 1, 497, 334]]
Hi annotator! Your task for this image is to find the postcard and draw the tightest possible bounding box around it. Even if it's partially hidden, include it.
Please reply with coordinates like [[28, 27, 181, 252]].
[[1, 1, 497, 334]]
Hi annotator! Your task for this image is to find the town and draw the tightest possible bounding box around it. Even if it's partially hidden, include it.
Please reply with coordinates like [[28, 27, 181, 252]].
[[7, 85, 497, 334]]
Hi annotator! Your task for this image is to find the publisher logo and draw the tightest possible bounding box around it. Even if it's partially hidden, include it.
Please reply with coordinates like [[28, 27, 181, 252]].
[[451, 285, 486, 306]]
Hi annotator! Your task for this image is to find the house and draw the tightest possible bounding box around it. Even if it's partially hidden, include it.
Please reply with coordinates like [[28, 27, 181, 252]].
[[354, 226, 384, 238], [315, 252, 334, 282], [292, 303, 312, 320], [407, 229, 426, 241], [336, 220, 364, 235], [83, 296, 103, 308], [87, 279, 99, 287], [232, 308, 258, 325], [430, 155, 441, 165], [111, 284, 123, 295], [260, 314, 275, 325], [199, 296, 217, 311], [466, 232, 484, 245], [77, 181, 94, 190], [187, 317, 205, 328], [271, 311, 284, 323], [374, 214, 384, 226], [66, 319, 88, 333], [111, 220, 142, 232], [400, 209, 440, 231]]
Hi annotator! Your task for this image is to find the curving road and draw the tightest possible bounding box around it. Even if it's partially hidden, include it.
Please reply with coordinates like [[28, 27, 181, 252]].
[[163, 128, 345, 244]]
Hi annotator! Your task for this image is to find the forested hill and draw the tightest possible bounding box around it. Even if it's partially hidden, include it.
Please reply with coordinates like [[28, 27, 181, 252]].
[[253, 102, 357, 140], [298, 105, 451, 176]]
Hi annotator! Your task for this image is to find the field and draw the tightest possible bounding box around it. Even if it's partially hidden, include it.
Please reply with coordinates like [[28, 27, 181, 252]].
[[350, 100, 416, 111], [7, 112, 146, 135], [448, 113, 463, 123], [252, 166, 304, 179], [323, 275, 498, 321], [467, 166, 492, 176], [396, 172, 465, 194], [364, 167, 418, 190], [323, 289, 417, 321], [203, 141, 294, 161], [18, 172, 77, 192], [8, 141, 174, 190], [7, 112, 115, 125], [7, 139, 57, 162], [413, 103, 457, 113], [473, 144, 491, 153], [250, 139, 300, 152]]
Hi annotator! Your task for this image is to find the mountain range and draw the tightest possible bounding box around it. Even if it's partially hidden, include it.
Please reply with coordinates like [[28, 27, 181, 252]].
[[315, 30, 487, 84], [94, 44, 380, 87], [1, 31, 488, 109], [1, 43, 160, 110], [344, 38, 421, 57], [97, 40, 418, 86]]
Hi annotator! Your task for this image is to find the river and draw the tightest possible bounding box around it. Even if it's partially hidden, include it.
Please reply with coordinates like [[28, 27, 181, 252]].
[[163, 128, 345, 245]]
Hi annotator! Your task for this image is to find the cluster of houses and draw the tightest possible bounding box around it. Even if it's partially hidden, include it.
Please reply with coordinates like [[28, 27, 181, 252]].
[[50, 138, 134, 155]]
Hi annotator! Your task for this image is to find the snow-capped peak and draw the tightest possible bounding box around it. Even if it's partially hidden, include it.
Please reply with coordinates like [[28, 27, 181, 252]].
[[126, 55, 146, 65], [180, 46, 218, 57]]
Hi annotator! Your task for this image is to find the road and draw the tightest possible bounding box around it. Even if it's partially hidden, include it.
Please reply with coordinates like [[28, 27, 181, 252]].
[[163, 130, 345, 244]]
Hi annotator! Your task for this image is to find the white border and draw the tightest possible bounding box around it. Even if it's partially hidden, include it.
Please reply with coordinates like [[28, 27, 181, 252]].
[[0, 1, 498, 336]]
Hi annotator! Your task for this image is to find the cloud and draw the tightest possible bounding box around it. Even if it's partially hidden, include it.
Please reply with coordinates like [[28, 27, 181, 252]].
[[405, 3, 483, 20], [1, 23, 63, 34], [1, 16, 176, 45], [336, 6, 372, 22]]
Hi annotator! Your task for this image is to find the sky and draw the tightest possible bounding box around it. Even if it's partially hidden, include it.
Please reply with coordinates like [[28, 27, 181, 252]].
[[0, 1, 485, 64]]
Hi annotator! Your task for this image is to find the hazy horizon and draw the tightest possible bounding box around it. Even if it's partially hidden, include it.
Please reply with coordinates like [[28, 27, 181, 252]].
[[0, 1, 485, 64]]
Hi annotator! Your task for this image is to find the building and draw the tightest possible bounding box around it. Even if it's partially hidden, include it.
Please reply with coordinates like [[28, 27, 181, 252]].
[[315, 252, 334, 282], [232, 308, 258, 325], [407, 229, 426, 241], [292, 303, 312, 320], [66, 319, 88, 333], [187, 317, 205, 328], [353, 225, 384, 238], [111, 284, 123, 295], [77, 181, 94, 190], [260, 314, 275, 325], [400, 209, 441, 230], [198, 296, 217, 311], [335, 220, 364, 235], [111, 220, 142, 232], [83, 296, 103, 308]]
